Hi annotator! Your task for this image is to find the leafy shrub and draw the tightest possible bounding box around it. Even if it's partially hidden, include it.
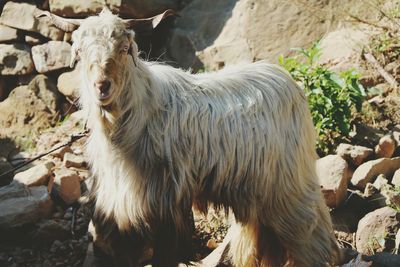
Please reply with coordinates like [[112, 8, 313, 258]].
[[279, 42, 366, 154]]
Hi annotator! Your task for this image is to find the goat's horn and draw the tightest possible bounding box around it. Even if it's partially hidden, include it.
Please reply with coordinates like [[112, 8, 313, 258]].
[[34, 8, 81, 32], [124, 9, 177, 33]]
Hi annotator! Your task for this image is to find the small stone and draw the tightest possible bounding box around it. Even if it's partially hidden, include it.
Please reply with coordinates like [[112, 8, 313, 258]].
[[64, 211, 72, 220], [316, 155, 350, 208], [373, 174, 389, 191], [32, 41, 71, 73], [14, 162, 55, 187], [206, 238, 218, 249], [63, 153, 87, 169], [336, 143, 373, 166], [375, 135, 395, 158], [51, 145, 73, 160], [364, 183, 377, 198]]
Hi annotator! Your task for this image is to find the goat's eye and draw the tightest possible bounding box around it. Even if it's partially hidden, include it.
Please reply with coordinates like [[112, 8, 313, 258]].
[[121, 46, 129, 54]]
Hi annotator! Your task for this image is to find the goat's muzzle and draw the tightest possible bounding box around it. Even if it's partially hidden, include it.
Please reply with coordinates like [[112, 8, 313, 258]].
[[94, 80, 112, 101]]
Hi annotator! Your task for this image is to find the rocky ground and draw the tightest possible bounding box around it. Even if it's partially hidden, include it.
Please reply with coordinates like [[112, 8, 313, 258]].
[[1, 0, 400, 266]]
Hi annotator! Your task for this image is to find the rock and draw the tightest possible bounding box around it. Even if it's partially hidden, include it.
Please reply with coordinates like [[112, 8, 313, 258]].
[[0, 157, 13, 186], [375, 135, 395, 158], [24, 34, 43, 46], [392, 169, 400, 187], [318, 28, 368, 72], [373, 174, 389, 191], [0, 25, 19, 42], [49, 168, 81, 205], [336, 143, 373, 166], [51, 145, 73, 160], [0, 44, 34, 75], [32, 41, 71, 73], [206, 238, 218, 249], [316, 155, 350, 208], [0, 76, 63, 147], [396, 229, 400, 254], [57, 67, 80, 100], [49, 0, 180, 18], [32, 220, 70, 244], [14, 162, 55, 187], [0, 2, 64, 40], [363, 183, 377, 198], [0, 181, 30, 201], [0, 186, 52, 229], [30, 186, 54, 217], [351, 157, 400, 189], [168, 0, 371, 70], [362, 252, 400, 267], [29, 74, 64, 113], [63, 153, 87, 169], [356, 207, 400, 255]]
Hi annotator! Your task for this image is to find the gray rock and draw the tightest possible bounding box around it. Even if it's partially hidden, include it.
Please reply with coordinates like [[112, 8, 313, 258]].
[[0, 181, 30, 201], [351, 157, 400, 189], [32, 41, 71, 73], [336, 143, 373, 166], [0, 44, 34, 75], [14, 162, 55, 187], [356, 207, 400, 255], [316, 155, 350, 208], [0, 186, 53, 230], [0, 2, 64, 40]]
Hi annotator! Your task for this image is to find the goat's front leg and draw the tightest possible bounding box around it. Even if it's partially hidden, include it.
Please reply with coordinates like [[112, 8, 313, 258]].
[[151, 207, 195, 267]]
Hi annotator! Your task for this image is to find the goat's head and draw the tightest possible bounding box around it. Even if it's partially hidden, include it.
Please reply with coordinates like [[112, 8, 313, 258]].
[[36, 8, 175, 106]]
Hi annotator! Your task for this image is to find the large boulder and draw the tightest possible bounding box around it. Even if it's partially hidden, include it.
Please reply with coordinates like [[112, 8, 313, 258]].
[[32, 41, 71, 73], [0, 44, 34, 75], [167, 0, 370, 71], [356, 207, 400, 255], [49, 0, 180, 18], [0, 75, 64, 147], [0, 2, 64, 40]]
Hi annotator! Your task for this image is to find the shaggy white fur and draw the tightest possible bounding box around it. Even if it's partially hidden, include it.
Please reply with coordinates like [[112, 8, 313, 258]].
[[54, 8, 339, 267]]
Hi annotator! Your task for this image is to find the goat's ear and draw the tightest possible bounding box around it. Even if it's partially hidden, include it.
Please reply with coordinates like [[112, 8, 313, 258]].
[[126, 31, 138, 66], [124, 9, 177, 34]]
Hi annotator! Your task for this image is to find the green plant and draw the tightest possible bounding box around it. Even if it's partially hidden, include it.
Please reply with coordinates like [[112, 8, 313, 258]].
[[279, 42, 366, 154]]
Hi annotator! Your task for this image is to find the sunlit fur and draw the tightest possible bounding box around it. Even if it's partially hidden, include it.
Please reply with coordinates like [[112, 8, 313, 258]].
[[74, 9, 338, 267]]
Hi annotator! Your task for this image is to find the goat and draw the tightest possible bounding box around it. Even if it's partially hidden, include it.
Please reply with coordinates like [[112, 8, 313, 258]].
[[41, 8, 339, 267]]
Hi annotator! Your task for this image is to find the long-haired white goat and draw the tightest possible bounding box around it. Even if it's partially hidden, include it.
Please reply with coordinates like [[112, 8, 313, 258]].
[[40, 8, 339, 267]]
